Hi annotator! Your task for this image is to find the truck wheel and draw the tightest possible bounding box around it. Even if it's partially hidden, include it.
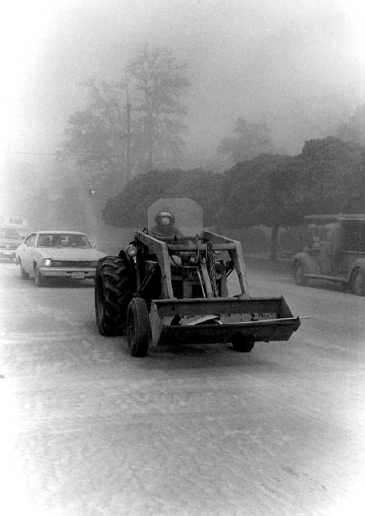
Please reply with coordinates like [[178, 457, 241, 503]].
[[34, 265, 45, 287], [293, 263, 308, 286], [231, 335, 255, 353], [350, 268, 365, 296], [95, 256, 135, 336], [126, 297, 150, 357], [19, 261, 30, 280]]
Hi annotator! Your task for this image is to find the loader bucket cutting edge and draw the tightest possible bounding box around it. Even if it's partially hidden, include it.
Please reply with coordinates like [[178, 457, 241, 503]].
[[149, 297, 301, 346]]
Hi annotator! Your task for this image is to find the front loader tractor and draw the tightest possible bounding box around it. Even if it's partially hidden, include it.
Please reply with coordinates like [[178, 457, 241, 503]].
[[95, 198, 301, 357]]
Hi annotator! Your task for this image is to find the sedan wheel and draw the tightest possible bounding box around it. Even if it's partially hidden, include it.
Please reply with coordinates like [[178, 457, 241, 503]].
[[34, 266, 45, 287], [19, 261, 30, 280]]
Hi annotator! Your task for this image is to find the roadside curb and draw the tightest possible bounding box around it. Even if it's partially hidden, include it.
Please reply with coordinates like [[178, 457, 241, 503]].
[[244, 254, 292, 275]]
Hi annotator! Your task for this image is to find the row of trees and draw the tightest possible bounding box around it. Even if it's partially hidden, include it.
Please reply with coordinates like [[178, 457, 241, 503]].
[[103, 137, 365, 260], [53, 43, 365, 259], [58, 45, 190, 191], [57, 43, 365, 197], [8, 45, 365, 246]]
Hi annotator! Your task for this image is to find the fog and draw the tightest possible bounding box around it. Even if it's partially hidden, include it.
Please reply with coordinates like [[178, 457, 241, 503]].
[[1, 6, 364, 514], [0, 0, 364, 215]]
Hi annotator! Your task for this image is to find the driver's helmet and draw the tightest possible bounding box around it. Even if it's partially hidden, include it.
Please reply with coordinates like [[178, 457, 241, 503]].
[[155, 211, 175, 229]]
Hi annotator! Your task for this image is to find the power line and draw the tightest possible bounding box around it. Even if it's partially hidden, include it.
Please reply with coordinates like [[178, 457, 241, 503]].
[[0, 149, 235, 165], [1, 150, 58, 156], [1, 150, 120, 159]]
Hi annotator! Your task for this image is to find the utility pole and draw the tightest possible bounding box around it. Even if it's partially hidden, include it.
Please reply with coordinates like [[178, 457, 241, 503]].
[[126, 87, 132, 181]]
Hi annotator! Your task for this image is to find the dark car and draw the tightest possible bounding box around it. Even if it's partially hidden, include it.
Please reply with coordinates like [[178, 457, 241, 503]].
[[0, 227, 23, 261]]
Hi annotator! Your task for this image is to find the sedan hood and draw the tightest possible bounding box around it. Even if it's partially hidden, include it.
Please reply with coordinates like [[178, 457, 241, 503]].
[[39, 247, 106, 260]]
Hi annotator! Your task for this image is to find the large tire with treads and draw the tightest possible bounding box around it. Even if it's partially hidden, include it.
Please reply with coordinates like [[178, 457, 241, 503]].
[[95, 255, 135, 336], [127, 297, 151, 357]]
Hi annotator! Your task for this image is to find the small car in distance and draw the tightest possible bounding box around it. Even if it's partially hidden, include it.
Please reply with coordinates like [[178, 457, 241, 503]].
[[0, 227, 23, 261], [16, 230, 106, 287]]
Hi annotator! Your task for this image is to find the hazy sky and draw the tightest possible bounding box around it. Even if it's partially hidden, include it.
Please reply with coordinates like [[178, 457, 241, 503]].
[[1, 0, 364, 169]]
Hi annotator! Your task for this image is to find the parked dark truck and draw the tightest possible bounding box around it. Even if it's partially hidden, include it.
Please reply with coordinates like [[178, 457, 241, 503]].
[[95, 198, 301, 357], [292, 214, 365, 295]]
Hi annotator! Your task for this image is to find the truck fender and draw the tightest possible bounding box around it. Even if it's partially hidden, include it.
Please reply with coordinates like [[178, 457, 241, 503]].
[[292, 252, 320, 275]]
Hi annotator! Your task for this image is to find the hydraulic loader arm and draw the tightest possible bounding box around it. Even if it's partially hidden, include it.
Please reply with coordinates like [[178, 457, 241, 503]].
[[136, 229, 250, 299], [203, 230, 250, 296], [135, 231, 175, 298]]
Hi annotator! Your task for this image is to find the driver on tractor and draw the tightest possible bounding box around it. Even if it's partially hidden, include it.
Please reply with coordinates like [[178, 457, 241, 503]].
[[150, 211, 183, 239]]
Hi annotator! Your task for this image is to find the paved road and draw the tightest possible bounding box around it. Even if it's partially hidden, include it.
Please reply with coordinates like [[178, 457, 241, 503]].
[[0, 259, 364, 516]]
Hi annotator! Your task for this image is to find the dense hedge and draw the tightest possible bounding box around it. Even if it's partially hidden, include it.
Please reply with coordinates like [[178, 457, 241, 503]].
[[102, 168, 224, 227], [102, 137, 365, 230]]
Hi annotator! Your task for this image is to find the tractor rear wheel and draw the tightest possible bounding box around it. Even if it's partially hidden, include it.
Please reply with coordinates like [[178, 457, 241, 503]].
[[95, 256, 135, 336], [126, 297, 151, 357], [231, 335, 255, 353]]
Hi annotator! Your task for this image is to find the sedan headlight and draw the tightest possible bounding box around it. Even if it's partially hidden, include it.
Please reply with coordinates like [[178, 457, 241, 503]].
[[43, 258, 52, 267]]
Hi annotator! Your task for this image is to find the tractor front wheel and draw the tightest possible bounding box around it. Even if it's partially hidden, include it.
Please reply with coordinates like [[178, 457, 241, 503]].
[[95, 256, 135, 336], [231, 335, 255, 353], [127, 297, 151, 357]]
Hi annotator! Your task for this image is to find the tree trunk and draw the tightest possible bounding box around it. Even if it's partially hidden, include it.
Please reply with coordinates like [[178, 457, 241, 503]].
[[270, 225, 279, 262]]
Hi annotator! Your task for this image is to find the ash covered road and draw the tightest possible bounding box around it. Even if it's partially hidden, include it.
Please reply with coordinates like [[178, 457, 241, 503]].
[[0, 260, 364, 516]]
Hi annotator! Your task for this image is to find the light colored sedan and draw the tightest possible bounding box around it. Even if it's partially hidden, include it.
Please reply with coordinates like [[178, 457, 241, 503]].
[[16, 230, 106, 287]]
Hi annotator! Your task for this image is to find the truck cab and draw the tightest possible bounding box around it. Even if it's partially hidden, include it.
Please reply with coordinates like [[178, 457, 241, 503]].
[[292, 214, 365, 295]]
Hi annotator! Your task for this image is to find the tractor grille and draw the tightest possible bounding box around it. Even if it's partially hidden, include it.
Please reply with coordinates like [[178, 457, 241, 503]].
[[52, 260, 98, 268]]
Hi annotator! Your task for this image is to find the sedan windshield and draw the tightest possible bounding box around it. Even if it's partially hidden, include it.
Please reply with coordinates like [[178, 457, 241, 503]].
[[37, 234, 92, 248]]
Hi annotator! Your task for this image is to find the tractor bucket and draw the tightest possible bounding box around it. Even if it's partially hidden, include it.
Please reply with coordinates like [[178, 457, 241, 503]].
[[149, 296, 301, 347]]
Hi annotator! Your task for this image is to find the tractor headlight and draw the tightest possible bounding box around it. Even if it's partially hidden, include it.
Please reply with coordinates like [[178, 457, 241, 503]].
[[43, 258, 52, 267], [127, 244, 137, 257]]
